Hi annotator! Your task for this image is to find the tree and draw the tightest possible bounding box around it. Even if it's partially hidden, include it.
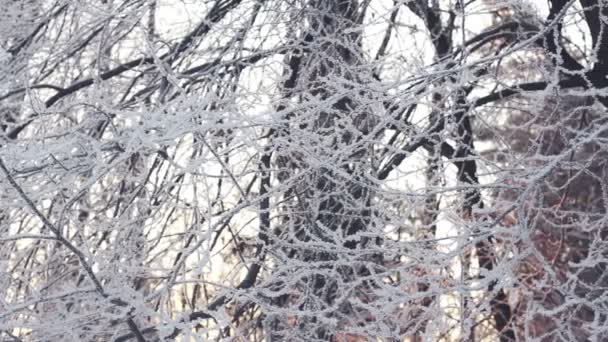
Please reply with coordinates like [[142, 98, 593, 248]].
[[1, 0, 607, 340]]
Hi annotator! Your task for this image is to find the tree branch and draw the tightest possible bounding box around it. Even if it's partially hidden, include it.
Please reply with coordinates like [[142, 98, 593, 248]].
[[0, 157, 147, 342]]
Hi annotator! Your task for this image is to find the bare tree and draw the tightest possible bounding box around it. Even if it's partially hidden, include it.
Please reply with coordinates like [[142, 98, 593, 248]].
[[1, 0, 608, 341]]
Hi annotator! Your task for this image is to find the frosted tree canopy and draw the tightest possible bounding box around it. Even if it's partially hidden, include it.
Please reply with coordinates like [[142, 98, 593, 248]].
[[1, 0, 608, 341]]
